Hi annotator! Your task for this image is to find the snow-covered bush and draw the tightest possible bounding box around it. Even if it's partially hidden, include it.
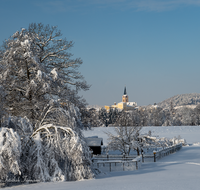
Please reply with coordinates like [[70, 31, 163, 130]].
[[32, 102, 93, 181], [0, 103, 93, 183], [0, 127, 21, 181], [171, 136, 187, 146]]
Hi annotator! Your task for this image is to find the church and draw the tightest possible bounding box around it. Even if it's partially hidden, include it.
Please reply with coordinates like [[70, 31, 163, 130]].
[[105, 87, 137, 111]]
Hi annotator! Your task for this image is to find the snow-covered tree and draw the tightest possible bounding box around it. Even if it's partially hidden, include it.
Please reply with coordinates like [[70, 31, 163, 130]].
[[108, 108, 119, 125], [0, 86, 6, 126], [99, 107, 119, 127], [81, 108, 101, 128], [0, 24, 89, 124], [115, 110, 134, 126], [0, 102, 93, 183], [0, 127, 21, 181], [99, 108, 109, 127], [194, 104, 200, 125], [0, 24, 93, 184], [27, 23, 89, 92], [0, 29, 48, 122], [138, 109, 148, 126], [105, 110, 143, 155], [105, 125, 142, 155]]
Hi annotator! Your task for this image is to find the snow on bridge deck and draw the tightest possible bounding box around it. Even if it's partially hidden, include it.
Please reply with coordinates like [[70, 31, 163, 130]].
[[6, 145, 200, 190]]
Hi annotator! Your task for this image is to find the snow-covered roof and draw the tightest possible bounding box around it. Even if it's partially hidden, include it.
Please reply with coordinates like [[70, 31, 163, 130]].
[[85, 137, 103, 147], [138, 134, 157, 140], [126, 102, 137, 107]]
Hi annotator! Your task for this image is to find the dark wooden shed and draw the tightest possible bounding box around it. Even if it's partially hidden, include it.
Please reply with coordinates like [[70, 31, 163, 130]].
[[85, 136, 103, 155]]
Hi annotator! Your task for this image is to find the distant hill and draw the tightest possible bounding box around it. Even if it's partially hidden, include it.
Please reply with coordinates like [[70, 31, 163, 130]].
[[157, 93, 200, 109]]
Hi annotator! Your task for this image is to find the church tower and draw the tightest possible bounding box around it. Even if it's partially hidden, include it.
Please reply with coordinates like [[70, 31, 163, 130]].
[[122, 86, 129, 102]]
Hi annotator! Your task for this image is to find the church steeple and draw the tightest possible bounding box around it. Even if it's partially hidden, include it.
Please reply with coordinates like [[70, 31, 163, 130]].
[[124, 86, 127, 95], [122, 86, 129, 102]]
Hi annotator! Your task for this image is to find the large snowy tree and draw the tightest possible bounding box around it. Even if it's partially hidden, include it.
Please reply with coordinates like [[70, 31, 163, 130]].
[[0, 23, 89, 124], [0, 24, 94, 183]]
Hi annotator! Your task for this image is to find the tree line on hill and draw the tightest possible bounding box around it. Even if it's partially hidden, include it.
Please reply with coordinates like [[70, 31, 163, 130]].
[[157, 93, 200, 109]]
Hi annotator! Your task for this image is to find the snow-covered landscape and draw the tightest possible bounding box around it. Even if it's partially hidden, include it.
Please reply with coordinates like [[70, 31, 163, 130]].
[[2, 0, 200, 189], [83, 126, 200, 145], [1, 24, 200, 189], [4, 126, 200, 190]]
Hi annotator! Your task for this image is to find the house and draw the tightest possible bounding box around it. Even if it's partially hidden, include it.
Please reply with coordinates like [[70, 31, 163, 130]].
[[85, 136, 103, 155]]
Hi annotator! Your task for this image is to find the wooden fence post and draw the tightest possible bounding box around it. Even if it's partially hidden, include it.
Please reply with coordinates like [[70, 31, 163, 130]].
[[142, 153, 144, 162], [153, 151, 156, 162]]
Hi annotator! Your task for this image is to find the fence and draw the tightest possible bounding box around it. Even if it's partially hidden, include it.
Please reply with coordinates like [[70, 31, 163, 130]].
[[92, 155, 137, 162], [152, 143, 182, 162], [93, 156, 142, 172], [140, 143, 182, 162], [92, 143, 182, 172]]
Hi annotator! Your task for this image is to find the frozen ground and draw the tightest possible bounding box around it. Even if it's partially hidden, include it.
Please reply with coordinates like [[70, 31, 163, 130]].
[[6, 145, 200, 190], [4, 126, 200, 190], [83, 126, 200, 145]]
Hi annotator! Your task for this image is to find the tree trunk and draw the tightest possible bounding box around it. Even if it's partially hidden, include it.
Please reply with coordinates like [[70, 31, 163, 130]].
[[136, 147, 140, 156]]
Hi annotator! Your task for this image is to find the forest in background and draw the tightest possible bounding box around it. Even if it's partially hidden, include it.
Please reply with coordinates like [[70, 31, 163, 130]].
[[84, 93, 200, 127]]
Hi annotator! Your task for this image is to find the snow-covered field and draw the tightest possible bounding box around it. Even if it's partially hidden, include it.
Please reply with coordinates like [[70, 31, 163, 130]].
[[5, 145, 200, 190], [83, 126, 200, 145], [5, 126, 200, 190]]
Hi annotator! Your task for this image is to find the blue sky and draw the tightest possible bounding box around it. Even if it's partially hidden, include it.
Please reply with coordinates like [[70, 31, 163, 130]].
[[1, 0, 200, 106]]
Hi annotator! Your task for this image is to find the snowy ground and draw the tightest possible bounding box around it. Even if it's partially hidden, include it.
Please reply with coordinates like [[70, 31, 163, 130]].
[[83, 126, 200, 145], [5, 126, 200, 190], [5, 145, 200, 190]]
